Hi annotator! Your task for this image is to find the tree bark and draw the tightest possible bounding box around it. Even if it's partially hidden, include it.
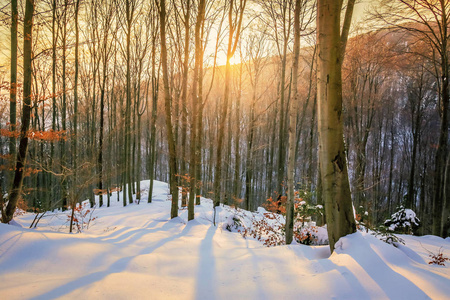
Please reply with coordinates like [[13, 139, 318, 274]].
[[2, 0, 35, 224], [316, 0, 356, 251], [433, 47, 449, 236], [286, 0, 301, 245], [159, 0, 179, 218], [180, 0, 190, 208], [188, 0, 205, 221], [73, 0, 80, 206], [214, 0, 246, 210], [9, 0, 18, 162]]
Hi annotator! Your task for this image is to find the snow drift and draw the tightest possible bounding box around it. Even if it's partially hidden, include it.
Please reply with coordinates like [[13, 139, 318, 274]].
[[0, 180, 449, 299]]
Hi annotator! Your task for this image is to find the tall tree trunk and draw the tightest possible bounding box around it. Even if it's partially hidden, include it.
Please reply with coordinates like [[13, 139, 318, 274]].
[[277, 43, 288, 197], [214, 50, 232, 207], [180, 0, 190, 208], [267, 99, 278, 199], [136, 78, 143, 203], [407, 77, 424, 210], [9, 0, 18, 163], [188, 0, 205, 220], [441, 153, 450, 237], [51, 0, 57, 210], [98, 63, 107, 207], [195, 60, 204, 205], [61, 0, 68, 210], [308, 94, 317, 194], [2, 0, 35, 224], [245, 87, 257, 211], [124, 0, 134, 206], [433, 52, 449, 236], [214, 0, 246, 210], [316, 0, 356, 252], [225, 100, 233, 205], [233, 63, 242, 204], [387, 114, 395, 215], [148, 61, 158, 203], [286, 0, 301, 244], [73, 0, 80, 204], [159, 0, 179, 218]]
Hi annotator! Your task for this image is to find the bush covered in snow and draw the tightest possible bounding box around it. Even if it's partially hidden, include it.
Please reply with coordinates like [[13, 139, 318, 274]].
[[224, 194, 328, 247], [293, 199, 326, 245], [384, 206, 420, 234], [224, 207, 286, 247]]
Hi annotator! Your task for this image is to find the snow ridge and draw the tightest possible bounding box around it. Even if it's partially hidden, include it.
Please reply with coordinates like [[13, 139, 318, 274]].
[[0, 180, 449, 299]]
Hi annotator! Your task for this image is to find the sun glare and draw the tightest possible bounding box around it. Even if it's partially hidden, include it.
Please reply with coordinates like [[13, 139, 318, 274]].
[[215, 52, 241, 67]]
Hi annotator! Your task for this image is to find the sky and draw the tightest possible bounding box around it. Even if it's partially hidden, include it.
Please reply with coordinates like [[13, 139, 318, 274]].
[[0, 0, 372, 76], [211, 0, 372, 66]]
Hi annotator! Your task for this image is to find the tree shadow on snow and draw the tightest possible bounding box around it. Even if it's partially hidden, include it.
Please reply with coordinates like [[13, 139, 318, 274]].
[[312, 242, 431, 299], [195, 225, 217, 300], [29, 217, 193, 300]]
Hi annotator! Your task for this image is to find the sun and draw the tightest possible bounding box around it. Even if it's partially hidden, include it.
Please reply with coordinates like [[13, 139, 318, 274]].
[[215, 52, 241, 67], [229, 55, 241, 65]]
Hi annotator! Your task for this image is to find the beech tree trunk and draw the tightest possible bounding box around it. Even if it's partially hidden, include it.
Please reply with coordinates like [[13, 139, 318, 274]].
[[316, 0, 356, 251], [214, 0, 246, 210], [159, 0, 179, 218], [2, 0, 35, 224], [180, 0, 190, 208], [188, 0, 205, 221], [433, 49, 449, 237], [73, 0, 80, 204], [286, 0, 301, 245], [61, 0, 68, 211], [9, 0, 18, 162], [195, 58, 204, 205]]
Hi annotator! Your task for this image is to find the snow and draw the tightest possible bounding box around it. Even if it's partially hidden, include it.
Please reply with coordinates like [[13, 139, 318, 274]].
[[385, 207, 420, 232], [1, 180, 449, 299]]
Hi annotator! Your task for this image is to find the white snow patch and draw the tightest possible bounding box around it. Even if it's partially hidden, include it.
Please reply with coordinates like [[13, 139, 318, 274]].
[[0, 180, 449, 299]]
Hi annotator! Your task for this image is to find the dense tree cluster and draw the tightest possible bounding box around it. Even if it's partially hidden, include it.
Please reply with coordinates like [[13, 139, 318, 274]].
[[0, 0, 448, 247]]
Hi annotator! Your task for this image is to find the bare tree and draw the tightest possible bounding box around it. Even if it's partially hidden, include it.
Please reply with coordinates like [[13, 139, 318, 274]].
[[316, 0, 356, 251], [373, 0, 450, 238], [9, 0, 18, 162], [158, 0, 179, 218], [213, 0, 247, 218], [2, 0, 35, 224], [285, 0, 302, 244]]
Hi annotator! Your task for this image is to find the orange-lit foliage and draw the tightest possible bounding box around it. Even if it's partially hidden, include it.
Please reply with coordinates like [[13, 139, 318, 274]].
[[23, 167, 41, 176], [110, 187, 122, 193], [27, 129, 68, 141], [93, 189, 108, 196], [67, 202, 97, 233], [294, 226, 318, 245], [176, 173, 191, 197], [0, 128, 20, 138], [14, 198, 28, 217], [0, 81, 22, 94], [0, 164, 41, 176], [0, 165, 14, 172], [176, 173, 201, 207], [239, 211, 285, 247], [230, 196, 244, 209], [0, 128, 67, 141], [264, 195, 286, 214], [0, 154, 13, 160]]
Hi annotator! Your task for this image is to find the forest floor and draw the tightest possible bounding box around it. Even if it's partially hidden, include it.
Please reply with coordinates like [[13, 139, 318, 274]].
[[0, 180, 449, 299]]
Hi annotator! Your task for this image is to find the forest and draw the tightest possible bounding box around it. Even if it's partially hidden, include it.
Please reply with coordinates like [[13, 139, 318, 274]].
[[0, 0, 449, 248]]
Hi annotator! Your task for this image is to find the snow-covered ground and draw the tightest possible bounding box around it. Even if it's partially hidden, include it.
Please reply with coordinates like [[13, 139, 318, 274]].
[[1, 180, 449, 299]]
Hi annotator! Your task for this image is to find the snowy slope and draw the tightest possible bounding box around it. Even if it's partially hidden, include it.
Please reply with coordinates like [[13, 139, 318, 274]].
[[0, 180, 449, 299]]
